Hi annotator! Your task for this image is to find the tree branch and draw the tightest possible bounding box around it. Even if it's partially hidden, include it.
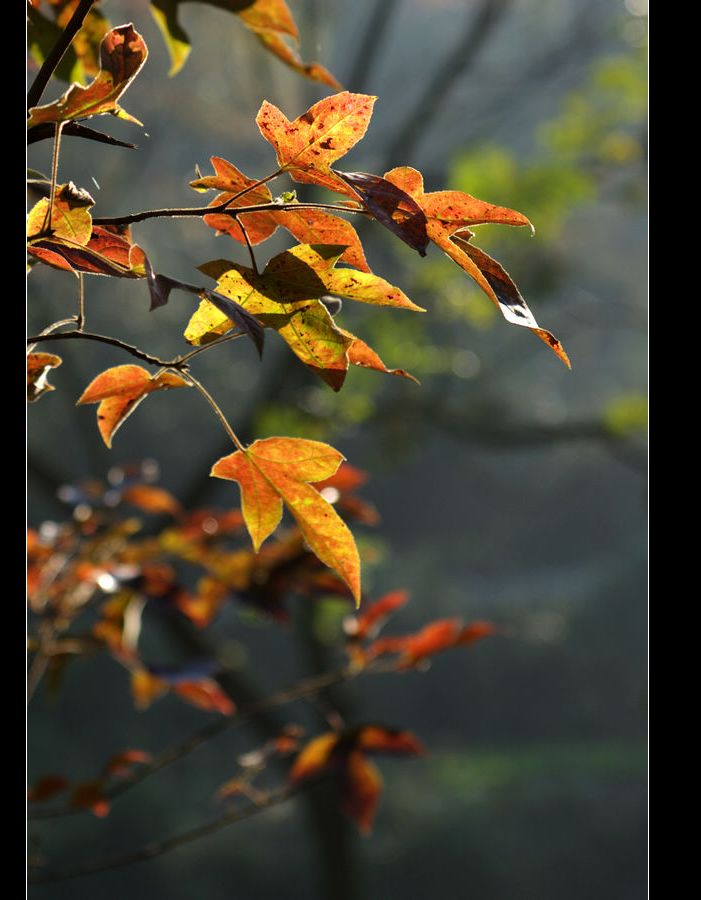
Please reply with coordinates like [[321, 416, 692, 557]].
[[27, 122, 138, 149], [29, 783, 304, 884], [26, 331, 187, 369], [27, 0, 97, 112], [91, 201, 367, 228]]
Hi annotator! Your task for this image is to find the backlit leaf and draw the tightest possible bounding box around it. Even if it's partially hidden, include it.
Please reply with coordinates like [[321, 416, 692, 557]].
[[103, 749, 152, 778], [27, 24, 148, 127], [121, 485, 182, 517], [27, 182, 94, 245], [335, 171, 429, 256], [27, 775, 70, 804], [346, 590, 409, 641], [211, 437, 361, 603], [77, 365, 190, 448], [289, 732, 339, 782], [340, 751, 382, 835], [27, 352, 62, 402], [383, 167, 569, 365], [340, 329, 419, 384], [28, 224, 147, 278], [256, 93, 376, 198]]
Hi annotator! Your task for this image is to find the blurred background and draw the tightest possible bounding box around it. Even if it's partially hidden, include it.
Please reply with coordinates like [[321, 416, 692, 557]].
[[28, 0, 647, 897]]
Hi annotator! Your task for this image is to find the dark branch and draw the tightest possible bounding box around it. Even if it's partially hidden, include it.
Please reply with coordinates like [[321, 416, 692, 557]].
[[26, 331, 187, 369], [27, 0, 97, 112], [91, 201, 366, 228], [28, 122, 138, 149]]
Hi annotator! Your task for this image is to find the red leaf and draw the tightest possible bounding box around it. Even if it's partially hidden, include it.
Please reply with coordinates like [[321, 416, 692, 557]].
[[103, 749, 152, 778], [27, 775, 70, 804], [70, 780, 110, 818]]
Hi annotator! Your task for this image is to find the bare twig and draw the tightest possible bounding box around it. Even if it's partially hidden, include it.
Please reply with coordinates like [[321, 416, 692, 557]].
[[91, 201, 366, 228], [27, 0, 97, 112], [176, 370, 246, 451], [26, 331, 186, 369]]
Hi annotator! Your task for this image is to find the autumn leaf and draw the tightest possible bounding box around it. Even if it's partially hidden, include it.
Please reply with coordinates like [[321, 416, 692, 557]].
[[70, 780, 110, 817], [335, 171, 429, 257], [28, 223, 147, 278], [192, 160, 371, 272], [345, 590, 410, 642], [150, 0, 339, 85], [27, 775, 70, 804], [383, 166, 569, 366], [256, 93, 376, 198], [340, 329, 419, 384], [449, 234, 571, 368], [103, 749, 152, 778], [27, 352, 62, 402], [121, 484, 182, 517], [211, 437, 361, 603], [367, 618, 497, 668], [27, 182, 94, 245], [290, 725, 423, 834], [27, 24, 148, 127], [77, 365, 190, 448]]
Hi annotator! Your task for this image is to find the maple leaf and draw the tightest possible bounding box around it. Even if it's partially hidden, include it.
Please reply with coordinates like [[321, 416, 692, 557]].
[[28, 24, 148, 127], [150, 0, 339, 85], [188, 244, 421, 388], [290, 725, 424, 834], [191, 159, 371, 271], [27, 352, 62, 402], [383, 166, 570, 366], [27, 182, 94, 245], [211, 437, 361, 603], [256, 93, 376, 198], [77, 365, 190, 448]]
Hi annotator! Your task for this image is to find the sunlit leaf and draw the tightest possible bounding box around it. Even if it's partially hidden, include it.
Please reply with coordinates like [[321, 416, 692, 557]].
[[256, 93, 376, 198], [121, 484, 182, 517], [340, 750, 382, 835], [27, 182, 94, 245], [340, 329, 419, 384], [28, 24, 148, 127], [211, 437, 361, 603], [28, 223, 147, 278], [103, 749, 152, 778], [77, 365, 190, 448], [345, 590, 409, 641]]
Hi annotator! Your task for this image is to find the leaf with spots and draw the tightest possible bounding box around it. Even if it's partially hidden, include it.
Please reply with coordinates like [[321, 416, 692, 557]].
[[27, 353, 62, 402], [256, 93, 376, 199], [150, 0, 339, 85], [211, 437, 361, 603], [27, 24, 148, 127], [77, 365, 190, 448], [28, 223, 146, 278]]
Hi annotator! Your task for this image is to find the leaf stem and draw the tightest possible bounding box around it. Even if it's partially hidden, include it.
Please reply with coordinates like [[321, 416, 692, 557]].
[[76, 274, 85, 331], [43, 122, 65, 234], [27, 0, 97, 112], [234, 214, 259, 275], [175, 370, 246, 451], [27, 318, 79, 356]]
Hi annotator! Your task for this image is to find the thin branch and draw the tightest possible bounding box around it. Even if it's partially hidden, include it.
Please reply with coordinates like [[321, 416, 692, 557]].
[[28, 784, 303, 884], [76, 274, 85, 331], [177, 330, 246, 365], [26, 331, 186, 369], [43, 122, 65, 234], [91, 201, 367, 228], [174, 370, 246, 451], [234, 214, 259, 275], [27, 318, 79, 356], [30, 662, 395, 820], [28, 121, 138, 149], [27, 0, 97, 112]]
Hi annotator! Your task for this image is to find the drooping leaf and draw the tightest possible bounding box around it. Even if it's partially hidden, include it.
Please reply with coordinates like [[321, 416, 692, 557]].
[[383, 167, 569, 365], [340, 329, 419, 384], [211, 437, 361, 603], [27, 182, 94, 244], [27, 352, 62, 402], [27, 24, 148, 127], [449, 234, 571, 368], [335, 171, 429, 257], [340, 751, 382, 835], [77, 365, 190, 448], [289, 732, 339, 782], [256, 93, 376, 199], [150, 0, 339, 85]]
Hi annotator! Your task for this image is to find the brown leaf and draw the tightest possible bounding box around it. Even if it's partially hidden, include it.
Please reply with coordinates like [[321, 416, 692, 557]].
[[77, 365, 190, 448], [27, 775, 70, 804], [70, 780, 110, 817], [28, 224, 147, 278], [28, 24, 148, 127]]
